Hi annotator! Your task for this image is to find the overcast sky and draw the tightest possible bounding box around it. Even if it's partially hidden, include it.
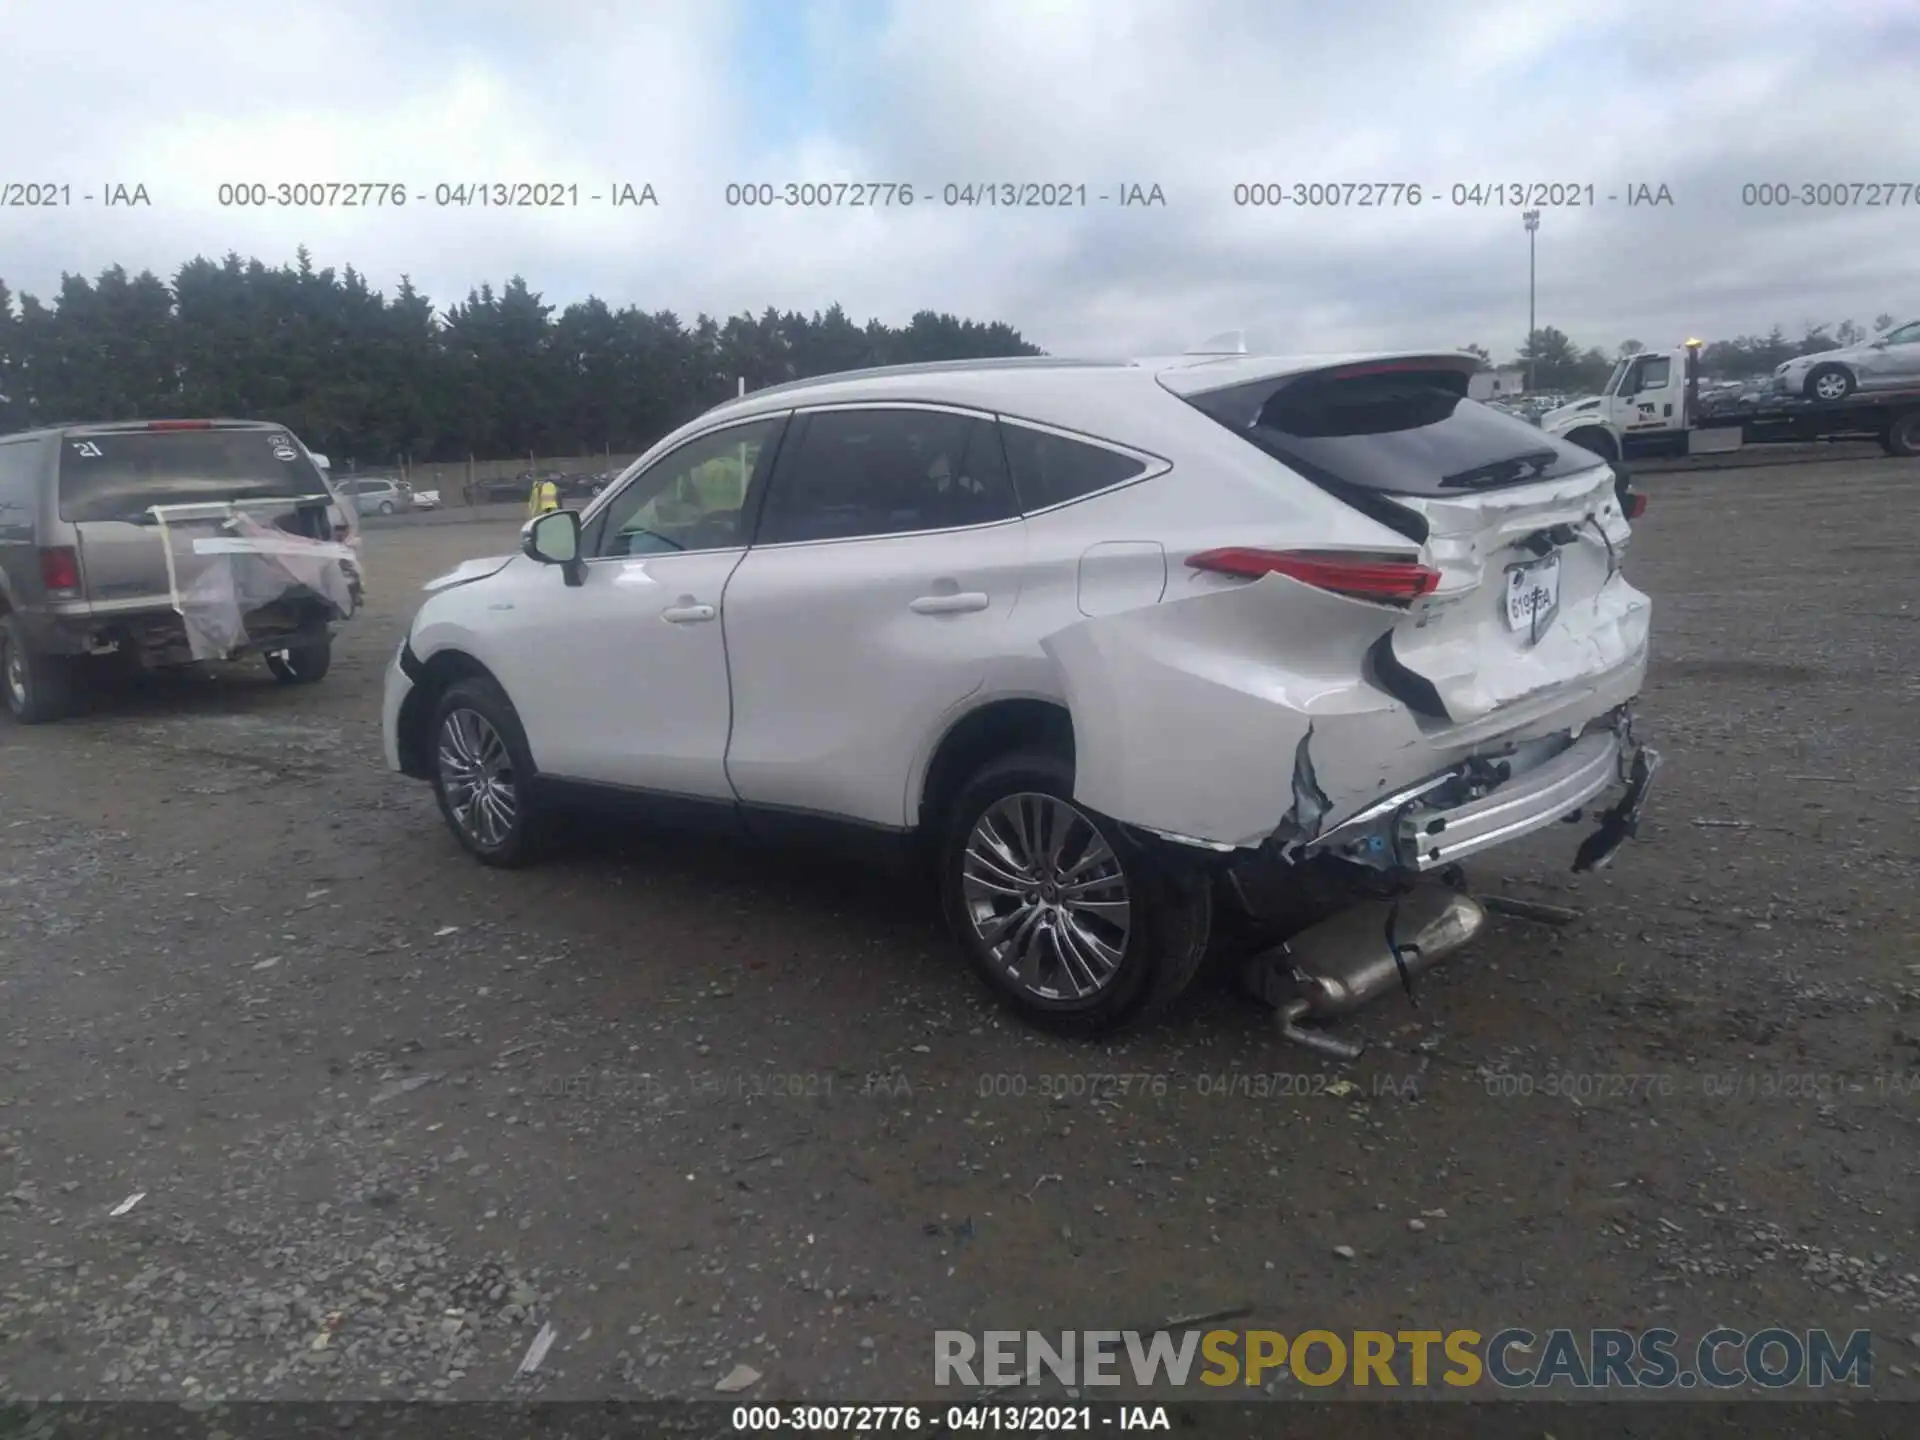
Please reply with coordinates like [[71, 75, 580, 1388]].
[[2, 0, 1914, 360]]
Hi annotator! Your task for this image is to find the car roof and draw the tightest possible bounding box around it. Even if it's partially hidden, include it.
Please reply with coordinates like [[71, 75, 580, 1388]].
[[698, 350, 1479, 425], [3, 418, 287, 441]]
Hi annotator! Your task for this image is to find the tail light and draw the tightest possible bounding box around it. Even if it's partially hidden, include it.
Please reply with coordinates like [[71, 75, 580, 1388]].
[[39, 546, 82, 598], [1187, 548, 1441, 605], [1622, 492, 1648, 520]]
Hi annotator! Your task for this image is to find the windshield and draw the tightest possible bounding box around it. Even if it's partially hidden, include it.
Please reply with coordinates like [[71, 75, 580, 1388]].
[[1603, 360, 1631, 396], [57, 428, 329, 523]]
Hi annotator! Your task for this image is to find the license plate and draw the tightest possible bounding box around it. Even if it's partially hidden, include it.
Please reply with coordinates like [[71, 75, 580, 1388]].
[[1504, 553, 1561, 635]]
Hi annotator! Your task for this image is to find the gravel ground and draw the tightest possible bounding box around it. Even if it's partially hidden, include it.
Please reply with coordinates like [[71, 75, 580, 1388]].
[[1, 455, 1916, 1405]]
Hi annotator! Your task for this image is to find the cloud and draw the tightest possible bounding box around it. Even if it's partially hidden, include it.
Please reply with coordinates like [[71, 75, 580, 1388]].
[[0, 0, 1911, 359]]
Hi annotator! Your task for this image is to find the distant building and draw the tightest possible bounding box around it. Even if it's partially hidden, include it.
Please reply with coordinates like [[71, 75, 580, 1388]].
[[1468, 367, 1526, 401]]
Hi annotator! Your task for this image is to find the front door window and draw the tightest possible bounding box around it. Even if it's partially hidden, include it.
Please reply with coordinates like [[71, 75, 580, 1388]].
[[594, 420, 784, 557]]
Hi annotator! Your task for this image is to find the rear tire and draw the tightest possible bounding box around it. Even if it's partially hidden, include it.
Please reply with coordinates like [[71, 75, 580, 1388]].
[[1, 614, 75, 724], [938, 749, 1211, 1036], [266, 637, 331, 684], [430, 677, 555, 868], [1883, 409, 1920, 457], [1803, 364, 1855, 402]]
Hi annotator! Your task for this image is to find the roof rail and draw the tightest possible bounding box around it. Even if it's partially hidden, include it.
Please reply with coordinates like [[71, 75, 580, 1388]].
[[729, 355, 1127, 403]]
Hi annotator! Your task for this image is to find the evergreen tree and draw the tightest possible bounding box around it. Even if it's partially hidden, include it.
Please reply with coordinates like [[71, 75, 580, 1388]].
[[0, 251, 1044, 463]]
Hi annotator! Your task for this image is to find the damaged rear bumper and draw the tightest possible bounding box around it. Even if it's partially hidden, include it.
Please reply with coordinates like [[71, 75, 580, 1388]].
[[1241, 725, 1660, 1057], [1310, 716, 1660, 875]]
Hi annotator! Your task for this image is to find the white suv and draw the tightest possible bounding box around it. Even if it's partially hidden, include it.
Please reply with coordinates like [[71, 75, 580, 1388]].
[[382, 353, 1658, 1034]]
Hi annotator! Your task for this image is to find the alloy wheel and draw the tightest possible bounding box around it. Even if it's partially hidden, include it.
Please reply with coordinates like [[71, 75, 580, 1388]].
[[961, 792, 1133, 1003], [437, 707, 519, 849], [1813, 370, 1850, 401]]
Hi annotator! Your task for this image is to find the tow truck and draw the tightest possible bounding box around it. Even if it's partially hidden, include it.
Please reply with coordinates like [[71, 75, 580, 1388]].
[[1539, 339, 1920, 462]]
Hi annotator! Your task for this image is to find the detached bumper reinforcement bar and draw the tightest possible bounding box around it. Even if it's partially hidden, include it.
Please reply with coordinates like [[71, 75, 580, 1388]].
[[1395, 728, 1636, 873], [1572, 741, 1661, 873]]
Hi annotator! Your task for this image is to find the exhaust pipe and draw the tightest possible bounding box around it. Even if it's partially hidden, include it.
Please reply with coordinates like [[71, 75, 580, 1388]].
[[1246, 888, 1488, 1059]]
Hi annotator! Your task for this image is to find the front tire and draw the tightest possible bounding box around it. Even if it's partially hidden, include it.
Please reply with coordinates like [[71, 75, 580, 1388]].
[[1, 614, 75, 724], [430, 677, 553, 867], [1803, 364, 1855, 402], [378, 500, 397, 515], [266, 637, 331, 684], [939, 750, 1211, 1036]]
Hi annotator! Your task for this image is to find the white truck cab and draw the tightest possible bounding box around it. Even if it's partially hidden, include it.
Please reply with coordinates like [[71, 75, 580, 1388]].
[[1542, 342, 1738, 462]]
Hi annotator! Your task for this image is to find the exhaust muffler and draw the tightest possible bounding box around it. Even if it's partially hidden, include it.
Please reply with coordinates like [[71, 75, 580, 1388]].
[[1244, 888, 1488, 1059]]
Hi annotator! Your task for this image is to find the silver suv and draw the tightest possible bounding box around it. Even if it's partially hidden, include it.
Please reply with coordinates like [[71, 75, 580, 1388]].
[[0, 419, 361, 722], [344, 477, 407, 515]]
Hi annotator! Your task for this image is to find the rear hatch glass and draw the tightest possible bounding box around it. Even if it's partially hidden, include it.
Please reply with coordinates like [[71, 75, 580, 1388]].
[[1185, 368, 1599, 499], [58, 428, 329, 522]]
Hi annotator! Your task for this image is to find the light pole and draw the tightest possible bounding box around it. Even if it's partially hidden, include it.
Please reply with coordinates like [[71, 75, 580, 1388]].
[[1523, 209, 1540, 394]]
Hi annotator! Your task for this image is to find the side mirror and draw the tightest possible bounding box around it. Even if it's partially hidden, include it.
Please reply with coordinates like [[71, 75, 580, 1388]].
[[522, 509, 586, 586]]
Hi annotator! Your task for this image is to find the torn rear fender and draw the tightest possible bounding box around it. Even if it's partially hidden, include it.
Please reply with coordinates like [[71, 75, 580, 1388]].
[[1039, 574, 1421, 851]]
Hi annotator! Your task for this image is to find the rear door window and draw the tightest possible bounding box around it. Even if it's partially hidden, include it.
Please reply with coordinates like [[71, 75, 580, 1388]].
[[998, 422, 1148, 510], [756, 408, 1018, 544], [57, 428, 327, 522], [1186, 370, 1601, 497]]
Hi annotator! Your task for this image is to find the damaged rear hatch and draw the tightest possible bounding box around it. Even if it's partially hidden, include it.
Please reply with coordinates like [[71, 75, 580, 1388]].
[[58, 421, 347, 619], [1169, 355, 1651, 731], [1039, 355, 1653, 854]]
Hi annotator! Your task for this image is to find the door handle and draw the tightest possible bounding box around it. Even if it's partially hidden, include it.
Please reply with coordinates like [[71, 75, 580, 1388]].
[[662, 603, 715, 623], [910, 591, 989, 615]]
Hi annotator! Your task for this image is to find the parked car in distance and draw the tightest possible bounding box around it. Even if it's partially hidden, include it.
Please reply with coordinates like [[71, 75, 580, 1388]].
[[383, 353, 1657, 1036], [342, 477, 414, 515], [482, 475, 537, 504], [1773, 320, 1920, 400], [1, 418, 359, 722]]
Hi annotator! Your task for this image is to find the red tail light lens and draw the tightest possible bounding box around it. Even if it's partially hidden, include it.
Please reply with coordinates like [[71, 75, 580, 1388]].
[[1187, 548, 1441, 604], [39, 546, 82, 595], [1622, 493, 1648, 520], [146, 419, 213, 431]]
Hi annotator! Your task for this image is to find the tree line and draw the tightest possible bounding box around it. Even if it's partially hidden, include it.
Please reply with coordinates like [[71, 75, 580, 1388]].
[[0, 247, 1040, 469], [0, 246, 1905, 464], [1467, 313, 1903, 395]]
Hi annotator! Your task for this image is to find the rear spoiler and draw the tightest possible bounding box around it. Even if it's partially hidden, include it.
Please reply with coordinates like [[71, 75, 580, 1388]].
[[1157, 353, 1481, 430]]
